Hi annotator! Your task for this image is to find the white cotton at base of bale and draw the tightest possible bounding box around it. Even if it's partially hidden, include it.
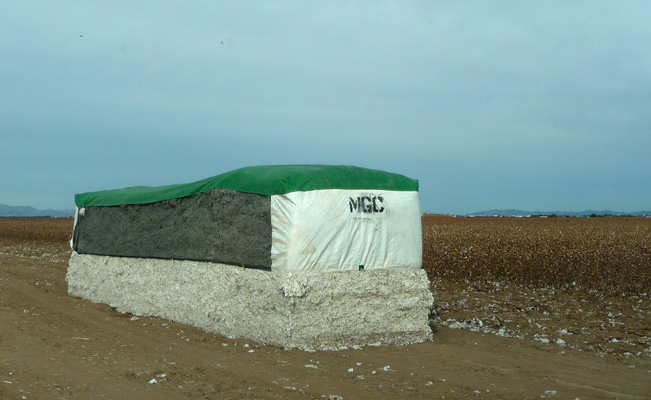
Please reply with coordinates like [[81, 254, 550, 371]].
[[66, 252, 434, 350]]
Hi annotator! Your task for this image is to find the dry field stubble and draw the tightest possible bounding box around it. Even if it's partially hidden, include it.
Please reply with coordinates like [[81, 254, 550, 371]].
[[423, 215, 651, 357], [422, 216, 651, 295], [0, 217, 72, 263]]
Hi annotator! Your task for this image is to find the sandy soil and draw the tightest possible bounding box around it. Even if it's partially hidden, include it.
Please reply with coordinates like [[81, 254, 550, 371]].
[[1, 229, 650, 399]]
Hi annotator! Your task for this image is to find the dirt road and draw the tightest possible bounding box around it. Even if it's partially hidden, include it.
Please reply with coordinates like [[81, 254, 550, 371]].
[[1, 225, 650, 399]]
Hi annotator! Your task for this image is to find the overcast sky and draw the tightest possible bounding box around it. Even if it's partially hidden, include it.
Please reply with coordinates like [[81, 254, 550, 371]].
[[2, 1, 649, 214]]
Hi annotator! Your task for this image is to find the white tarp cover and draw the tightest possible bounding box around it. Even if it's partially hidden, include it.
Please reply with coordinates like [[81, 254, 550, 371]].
[[271, 189, 422, 273]]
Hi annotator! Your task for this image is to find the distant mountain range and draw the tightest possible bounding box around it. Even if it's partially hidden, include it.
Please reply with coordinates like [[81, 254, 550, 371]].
[[0, 204, 75, 218], [2, 203, 649, 218], [467, 209, 651, 217]]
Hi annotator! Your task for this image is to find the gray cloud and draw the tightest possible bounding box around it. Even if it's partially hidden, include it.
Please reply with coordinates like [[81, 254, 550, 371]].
[[1, 1, 649, 213]]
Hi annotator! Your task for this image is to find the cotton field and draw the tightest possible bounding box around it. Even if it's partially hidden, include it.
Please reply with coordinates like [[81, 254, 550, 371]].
[[422, 216, 651, 295]]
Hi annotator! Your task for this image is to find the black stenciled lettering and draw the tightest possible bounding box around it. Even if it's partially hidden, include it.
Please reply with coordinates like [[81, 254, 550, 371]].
[[349, 197, 360, 212], [362, 196, 373, 213], [349, 194, 386, 213], [373, 196, 385, 213]]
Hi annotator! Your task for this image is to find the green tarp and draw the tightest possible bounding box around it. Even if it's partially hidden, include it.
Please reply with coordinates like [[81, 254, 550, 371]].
[[75, 165, 419, 207]]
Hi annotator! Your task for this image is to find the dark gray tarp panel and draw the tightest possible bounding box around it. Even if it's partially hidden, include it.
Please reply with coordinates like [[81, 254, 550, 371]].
[[73, 189, 272, 269]]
